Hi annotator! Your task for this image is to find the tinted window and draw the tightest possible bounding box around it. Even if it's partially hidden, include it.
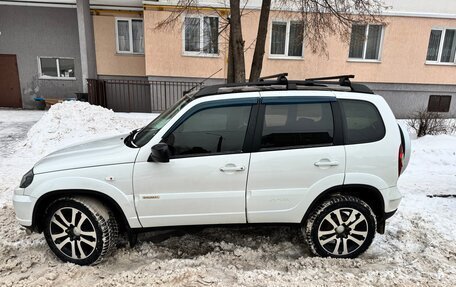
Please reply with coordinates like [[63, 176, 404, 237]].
[[165, 105, 252, 156], [340, 100, 385, 144], [260, 103, 334, 149]]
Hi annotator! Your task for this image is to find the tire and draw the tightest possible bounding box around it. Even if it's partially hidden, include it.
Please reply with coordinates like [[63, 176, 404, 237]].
[[43, 196, 118, 265], [304, 195, 376, 258]]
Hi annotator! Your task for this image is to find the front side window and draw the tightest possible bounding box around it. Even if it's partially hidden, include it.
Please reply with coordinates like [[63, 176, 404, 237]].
[[133, 96, 193, 147], [184, 16, 219, 55], [270, 21, 303, 57], [164, 105, 251, 157], [260, 103, 334, 150], [116, 19, 144, 54], [426, 29, 456, 63], [349, 24, 383, 60], [340, 100, 385, 144], [39, 57, 75, 79]]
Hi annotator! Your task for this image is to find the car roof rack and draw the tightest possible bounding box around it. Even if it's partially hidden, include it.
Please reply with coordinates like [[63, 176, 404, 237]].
[[191, 73, 374, 98]]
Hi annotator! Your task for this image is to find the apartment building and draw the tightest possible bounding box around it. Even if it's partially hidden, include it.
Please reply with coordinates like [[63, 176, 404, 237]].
[[1, 0, 455, 117]]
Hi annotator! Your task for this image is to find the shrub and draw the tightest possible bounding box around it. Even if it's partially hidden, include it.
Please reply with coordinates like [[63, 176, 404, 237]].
[[407, 108, 455, 137]]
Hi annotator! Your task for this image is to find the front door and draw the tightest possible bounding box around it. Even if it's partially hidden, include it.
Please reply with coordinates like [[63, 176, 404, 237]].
[[0, 54, 22, 108], [246, 93, 346, 223], [133, 101, 257, 227]]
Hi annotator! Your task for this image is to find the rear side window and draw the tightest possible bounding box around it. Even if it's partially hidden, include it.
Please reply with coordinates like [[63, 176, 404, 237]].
[[340, 99, 385, 144], [260, 103, 334, 149]]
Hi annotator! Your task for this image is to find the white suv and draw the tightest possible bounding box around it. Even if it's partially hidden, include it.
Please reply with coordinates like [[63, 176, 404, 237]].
[[13, 75, 410, 265]]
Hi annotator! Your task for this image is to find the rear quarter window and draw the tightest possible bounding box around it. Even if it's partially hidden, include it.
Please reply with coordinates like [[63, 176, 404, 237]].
[[340, 99, 385, 144]]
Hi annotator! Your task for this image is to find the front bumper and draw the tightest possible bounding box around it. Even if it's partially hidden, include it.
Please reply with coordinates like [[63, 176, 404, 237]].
[[13, 187, 36, 227]]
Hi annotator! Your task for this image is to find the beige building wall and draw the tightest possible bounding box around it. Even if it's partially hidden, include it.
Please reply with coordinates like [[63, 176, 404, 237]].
[[143, 8, 456, 85], [143, 9, 227, 79], [92, 11, 146, 77]]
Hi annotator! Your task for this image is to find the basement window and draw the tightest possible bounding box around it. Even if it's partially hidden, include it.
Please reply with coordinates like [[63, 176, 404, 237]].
[[38, 57, 75, 79], [428, 95, 452, 112]]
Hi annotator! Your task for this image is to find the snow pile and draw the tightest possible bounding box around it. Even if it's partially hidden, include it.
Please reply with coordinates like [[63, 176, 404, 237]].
[[407, 134, 456, 170], [21, 101, 156, 156]]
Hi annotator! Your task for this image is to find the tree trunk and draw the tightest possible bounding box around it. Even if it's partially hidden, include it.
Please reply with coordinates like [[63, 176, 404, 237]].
[[227, 22, 235, 83], [229, 0, 246, 83], [249, 0, 271, 82]]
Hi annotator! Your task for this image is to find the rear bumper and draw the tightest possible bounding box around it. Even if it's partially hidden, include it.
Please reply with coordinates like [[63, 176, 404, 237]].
[[12, 188, 36, 227], [381, 186, 402, 213]]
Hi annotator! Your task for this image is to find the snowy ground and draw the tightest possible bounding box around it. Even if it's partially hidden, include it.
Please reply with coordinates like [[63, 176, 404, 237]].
[[0, 103, 455, 286]]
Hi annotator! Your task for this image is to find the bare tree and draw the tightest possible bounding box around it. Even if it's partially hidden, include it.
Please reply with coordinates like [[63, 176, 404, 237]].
[[249, 0, 271, 82], [229, 0, 246, 83], [407, 107, 455, 137], [156, 0, 386, 84]]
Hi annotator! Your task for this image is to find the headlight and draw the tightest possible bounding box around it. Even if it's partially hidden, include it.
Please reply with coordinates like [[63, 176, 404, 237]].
[[19, 169, 34, 188]]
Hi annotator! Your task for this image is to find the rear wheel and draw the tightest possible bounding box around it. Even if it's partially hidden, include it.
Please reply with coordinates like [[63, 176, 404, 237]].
[[304, 195, 376, 258], [43, 197, 118, 265]]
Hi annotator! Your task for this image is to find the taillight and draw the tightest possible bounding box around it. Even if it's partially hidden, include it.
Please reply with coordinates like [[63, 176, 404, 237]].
[[398, 145, 404, 176]]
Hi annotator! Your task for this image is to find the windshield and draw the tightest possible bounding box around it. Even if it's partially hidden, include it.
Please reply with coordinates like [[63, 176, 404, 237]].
[[133, 96, 193, 147]]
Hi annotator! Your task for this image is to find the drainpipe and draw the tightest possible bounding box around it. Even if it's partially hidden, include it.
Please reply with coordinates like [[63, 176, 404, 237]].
[[76, 0, 97, 93]]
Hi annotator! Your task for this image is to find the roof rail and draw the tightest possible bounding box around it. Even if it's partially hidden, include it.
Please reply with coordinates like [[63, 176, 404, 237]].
[[192, 73, 374, 98], [306, 75, 354, 86], [304, 74, 373, 94], [259, 73, 288, 82]]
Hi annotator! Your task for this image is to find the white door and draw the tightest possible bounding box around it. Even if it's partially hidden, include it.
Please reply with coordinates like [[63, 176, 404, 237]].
[[246, 97, 346, 223], [133, 103, 254, 227]]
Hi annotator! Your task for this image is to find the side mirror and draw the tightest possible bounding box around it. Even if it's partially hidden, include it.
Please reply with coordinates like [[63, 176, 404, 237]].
[[148, 143, 170, 163]]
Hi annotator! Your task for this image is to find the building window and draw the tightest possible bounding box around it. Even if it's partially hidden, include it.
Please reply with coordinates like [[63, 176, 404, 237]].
[[428, 95, 452, 112], [38, 57, 75, 79], [349, 24, 383, 60], [183, 16, 219, 55], [426, 29, 456, 63], [116, 18, 144, 54], [270, 21, 303, 57]]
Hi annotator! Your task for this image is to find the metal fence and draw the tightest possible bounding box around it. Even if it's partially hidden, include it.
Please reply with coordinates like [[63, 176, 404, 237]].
[[87, 79, 200, 112]]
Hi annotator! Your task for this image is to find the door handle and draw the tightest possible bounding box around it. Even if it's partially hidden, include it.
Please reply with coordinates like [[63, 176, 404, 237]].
[[314, 160, 339, 167], [220, 165, 245, 172]]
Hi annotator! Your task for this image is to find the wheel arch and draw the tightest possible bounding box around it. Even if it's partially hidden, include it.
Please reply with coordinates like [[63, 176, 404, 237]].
[[32, 189, 131, 234], [301, 184, 386, 233]]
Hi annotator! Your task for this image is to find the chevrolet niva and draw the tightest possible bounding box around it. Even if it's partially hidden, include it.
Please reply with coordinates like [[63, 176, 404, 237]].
[[13, 75, 410, 265]]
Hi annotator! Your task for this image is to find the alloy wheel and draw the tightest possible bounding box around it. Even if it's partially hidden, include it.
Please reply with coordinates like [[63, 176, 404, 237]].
[[49, 207, 97, 260], [317, 207, 369, 256]]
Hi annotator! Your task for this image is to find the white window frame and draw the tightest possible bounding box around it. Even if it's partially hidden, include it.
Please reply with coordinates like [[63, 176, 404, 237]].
[[269, 20, 304, 60], [347, 24, 384, 62], [37, 56, 76, 80], [115, 17, 144, 55], [182, 15, 220, 57], [425, 28, 456, 66]]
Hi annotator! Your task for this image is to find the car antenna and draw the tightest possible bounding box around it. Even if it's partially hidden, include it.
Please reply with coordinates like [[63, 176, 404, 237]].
[[184, 68, 223, 95]]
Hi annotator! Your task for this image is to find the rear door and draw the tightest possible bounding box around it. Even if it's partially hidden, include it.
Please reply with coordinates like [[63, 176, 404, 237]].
[[246, 91, 346, 223]]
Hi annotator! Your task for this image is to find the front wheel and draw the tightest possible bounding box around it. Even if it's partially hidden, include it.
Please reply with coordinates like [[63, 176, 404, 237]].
[[304, 195, 376, 258], [43, 197, 118, 265]]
